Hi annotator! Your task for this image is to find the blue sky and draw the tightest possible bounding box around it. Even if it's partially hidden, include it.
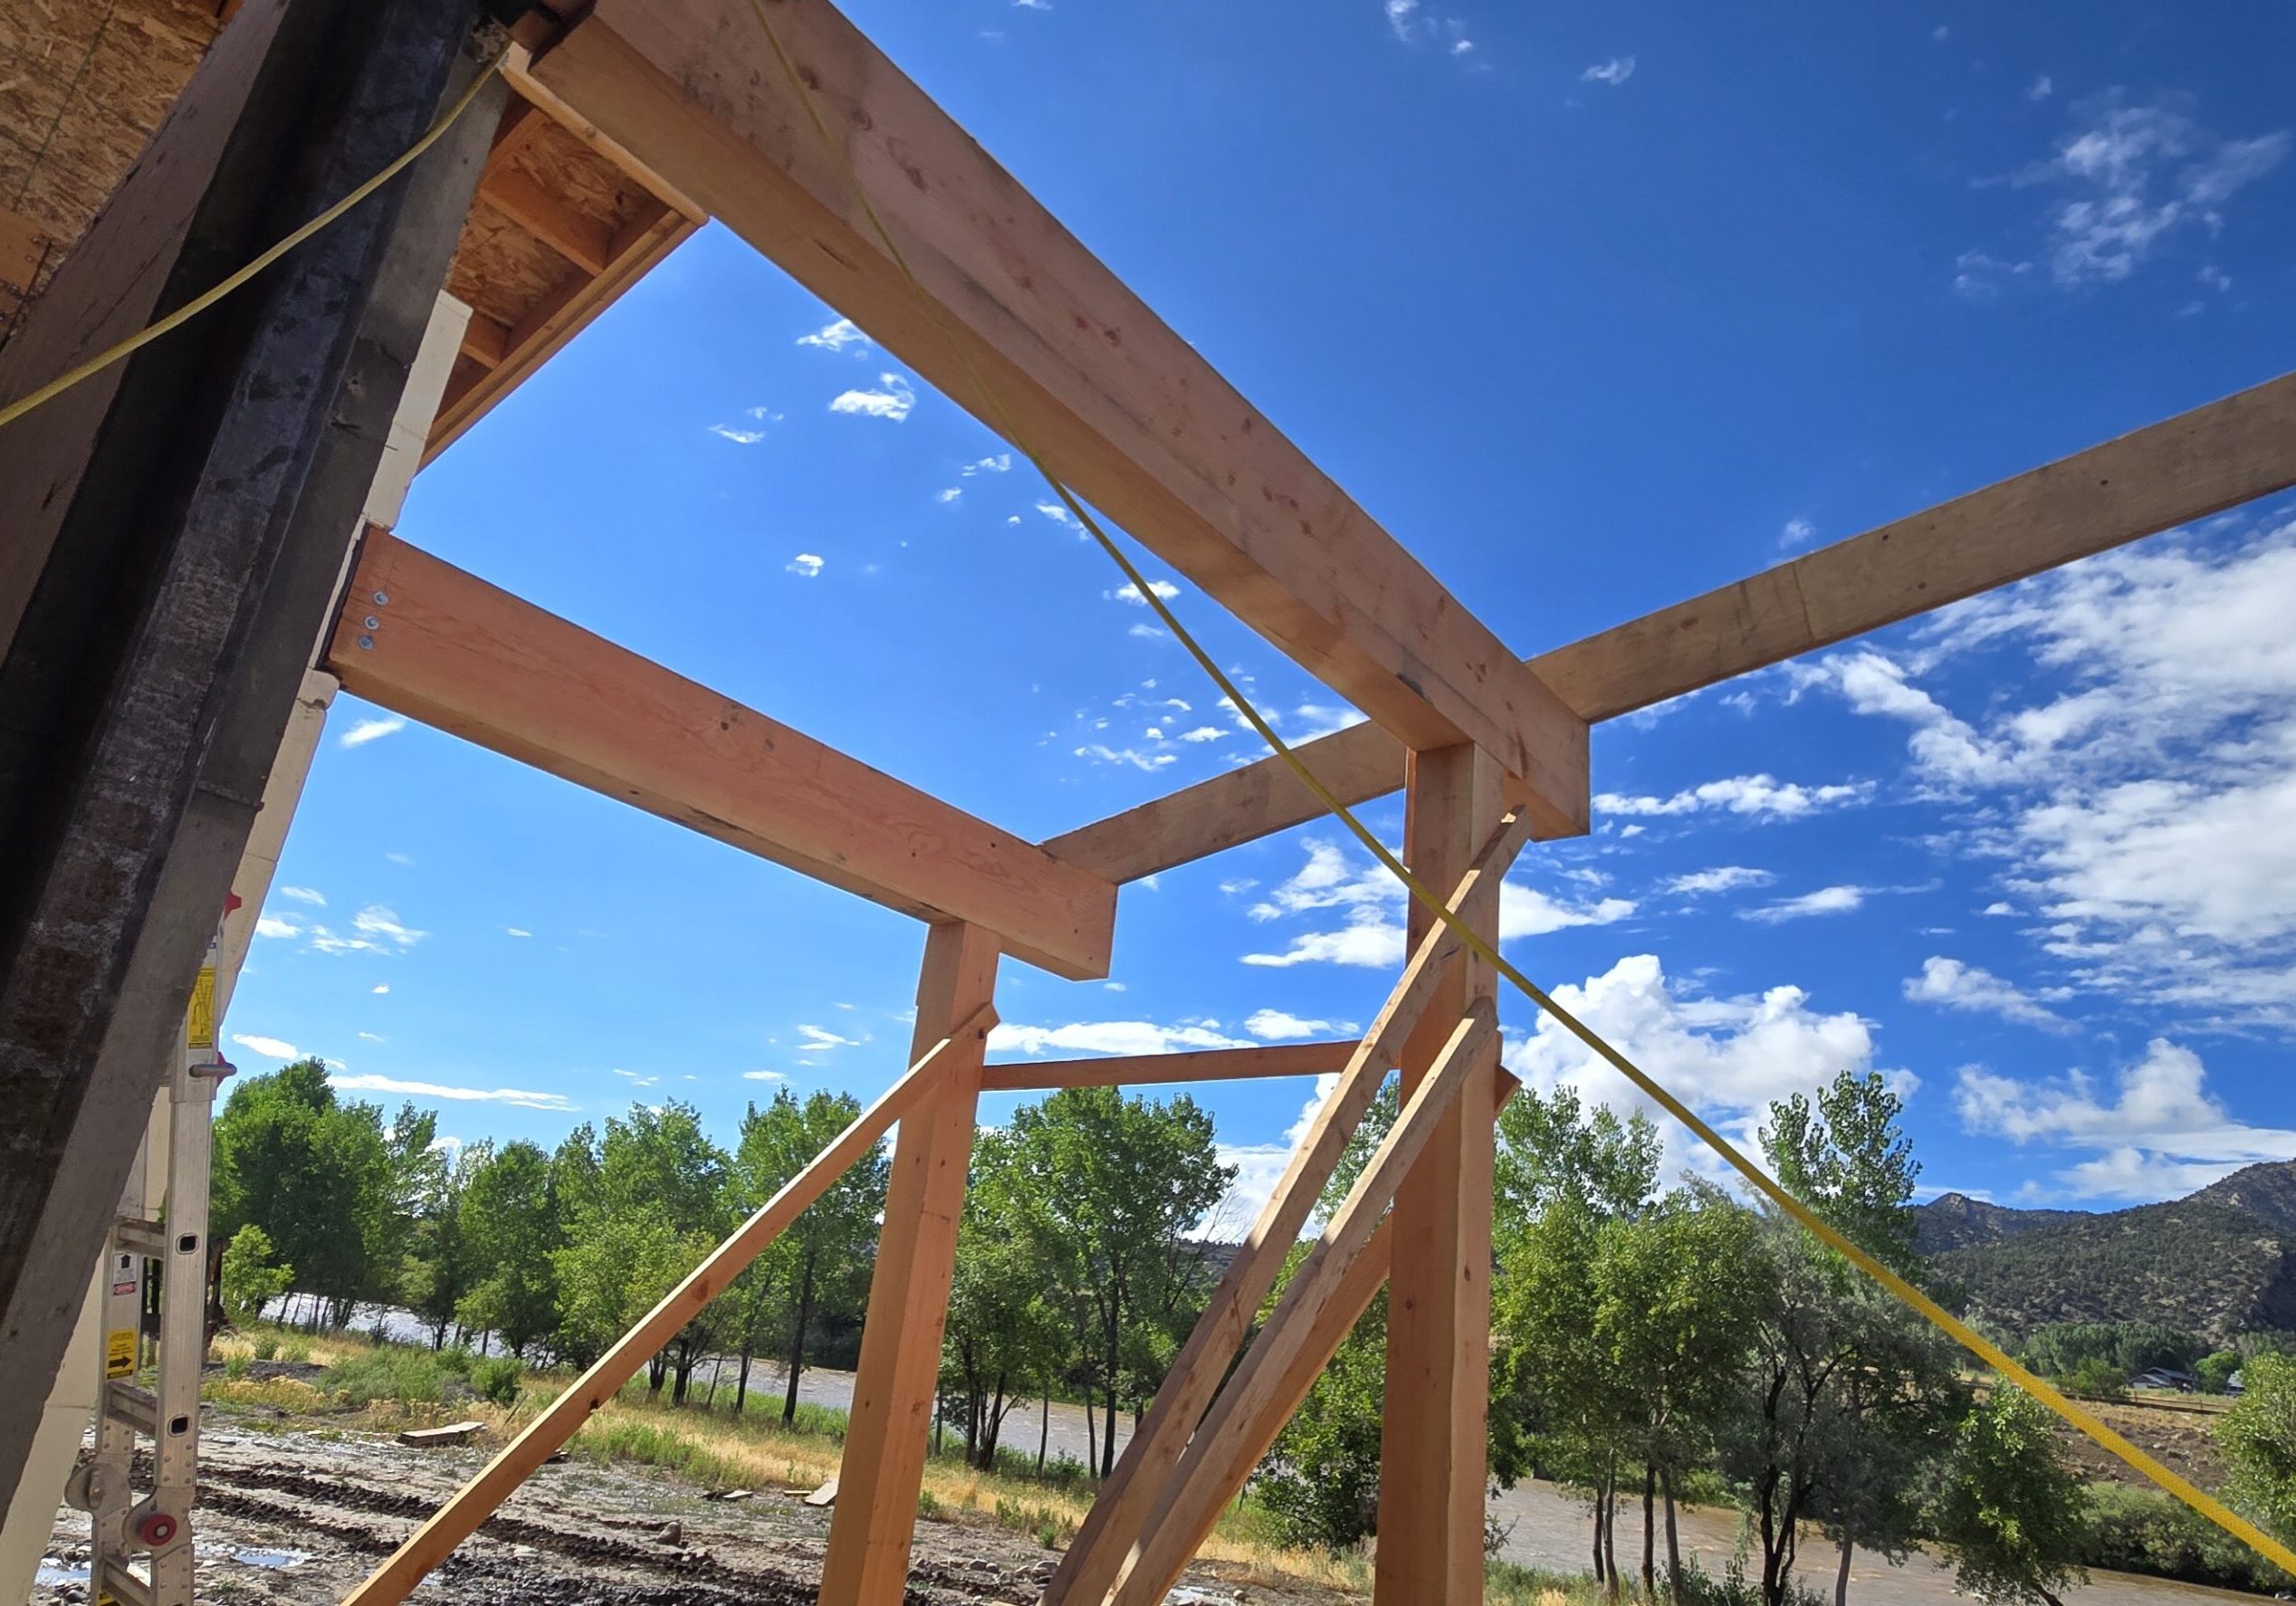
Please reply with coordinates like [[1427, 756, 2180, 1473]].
[[231, 0, 2296, 1224]]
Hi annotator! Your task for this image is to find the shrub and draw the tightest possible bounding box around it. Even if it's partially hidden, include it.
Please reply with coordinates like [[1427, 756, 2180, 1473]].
[[2060, 1356, 2129, 1400], [251, 1335, 279, 1362], [218, 1225, 293, 1323], [324, 1348, 446, 1407], [2082, 1483, 2296, 1593], [472, 1356, 522, 1407]]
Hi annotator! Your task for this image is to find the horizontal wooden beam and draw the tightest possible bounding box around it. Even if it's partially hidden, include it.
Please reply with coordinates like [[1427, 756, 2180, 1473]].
[[980, 1039, 1362, 1094], [478, 166, 615, 275], [526, 0, 1588, 836], [323, 531, 1116, 979], [1046, 371, 2296, 882]]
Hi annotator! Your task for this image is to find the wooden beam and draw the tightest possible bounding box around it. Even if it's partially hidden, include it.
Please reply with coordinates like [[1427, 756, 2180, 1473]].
[[1043, 370, 2296, 883], [1376, 743, 1503, 1606], [1043, 808, 1531, 1606], [981, 1039, 1360, 1093], [323, 532, 1117, 979], [483, 100, 547, 177], [456, 311, 510, 368], [819, 923, 998, 1606], [425, 201, 695, 461], [477, 166, 616, 275], [525, 0, 1588, 836], [1112, 1008, 1498, 1606], [341, 1004, 995, 1606], [502, 46, 706, 225]]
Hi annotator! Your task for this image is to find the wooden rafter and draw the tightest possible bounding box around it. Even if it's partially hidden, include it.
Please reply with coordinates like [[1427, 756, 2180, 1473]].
[[1045, 370, 2296, 883], [981, 1040, 1363, 1093], [322, 531, 1118, 980], [523, 0, 1590, 836]]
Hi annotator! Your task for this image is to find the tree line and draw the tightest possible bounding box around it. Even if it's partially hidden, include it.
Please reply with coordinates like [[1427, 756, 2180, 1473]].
[[209, 1058, 2296, 1606]]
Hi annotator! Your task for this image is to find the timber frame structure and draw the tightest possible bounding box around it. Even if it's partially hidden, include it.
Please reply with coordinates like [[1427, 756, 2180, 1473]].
[[0, 1, 2292, 1603]]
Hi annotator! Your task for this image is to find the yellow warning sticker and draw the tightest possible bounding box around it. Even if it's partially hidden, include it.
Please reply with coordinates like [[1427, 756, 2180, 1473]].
[[187, 967, 216, 1050], [105, 1328, 136, 1379]]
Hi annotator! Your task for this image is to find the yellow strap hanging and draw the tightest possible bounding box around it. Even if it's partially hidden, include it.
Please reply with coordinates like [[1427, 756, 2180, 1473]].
[[740, 0, 2296, 1575]]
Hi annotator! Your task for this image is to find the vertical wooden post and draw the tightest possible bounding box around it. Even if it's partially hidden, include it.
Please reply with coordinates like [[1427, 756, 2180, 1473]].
[[1376, 741, 1504, 1605], [818, 921, 999, 1606]]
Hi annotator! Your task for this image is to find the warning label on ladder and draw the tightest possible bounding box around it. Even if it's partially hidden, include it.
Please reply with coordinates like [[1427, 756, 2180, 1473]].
[[105, 1328, 136, 1378], [187, 966, 216, 1050]]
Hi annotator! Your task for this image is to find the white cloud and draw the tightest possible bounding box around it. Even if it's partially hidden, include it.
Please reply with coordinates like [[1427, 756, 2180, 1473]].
[[708, 422, 766, 445], [828, 372, 916, 421], [1581, 56, 1636, 86], [1036, 501, 1081, 533], [505, 926, 531, 939], [1952, 248, 2035, 301], [2027, 73, 2054, 101], [1108, 579, 1181, 607], [1955, 1039, 2296, 1200], [797, 1024, 866, 1051], [1780, 517, 1818, 550], [787, 553, 825, 578], [1382, 0, 1473, 55], [1984, 96, 2289, 291], [1179, 725, 1228, 743], [990, 1019, 1252, 1057], [339, 716, 406, 749], [254, 915, 300, 940], [329, 1072, 577, 1113], [231, 1034, 300, 1060], [935, 487, 961, 504], [797, 317, 868, 352], [1244, 1009, 1341, 1041], [611, 1068, 659, 1087], [351, 906, 426, 949], [1902, 955, 2069, 1030], [1075, 743, 1176, 772], [1240, 838, 1632, 968], [1595, 773, 1870, 821], [1665, 865, 1775, 897], [278, 885, 325, 906], [1506, 953, 1889, 1183], [1741, 885, 1865, 924], [371, 984, 389, 995], [961, 454, 1012, 477], [1813, 514, 2296, 1024], [742, 1069, 788, 1083]]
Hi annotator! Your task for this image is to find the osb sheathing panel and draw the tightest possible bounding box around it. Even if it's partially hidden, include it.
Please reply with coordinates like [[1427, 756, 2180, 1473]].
[[514, 114, 651, 232], [445, 202, 579, 331], [0, 0, 223, 273]]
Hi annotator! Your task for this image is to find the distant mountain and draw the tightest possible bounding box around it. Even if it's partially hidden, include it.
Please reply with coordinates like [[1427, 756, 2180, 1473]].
[[1929, 1167, 2296, 1344], [2189, 1161, 2296, 1236], [1913, 1191, 2083, 1254]]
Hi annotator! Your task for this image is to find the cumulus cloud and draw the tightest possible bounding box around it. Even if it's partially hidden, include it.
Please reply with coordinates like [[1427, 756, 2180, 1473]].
[[1582, 56, 1636, 86], [1902, 955, 2070, 1030], [1507, 953, 1889, 1182], [797, 317, 868, 352], [828, 373, 916, 421], [1244, 1009, 1343, 1041], [1740, 885, 1865, 924], [231, 1033, 299, 1060], [787, 553, 825, 578], [278, 885, 326, 906], [1595, 774, 1870, 821], [1955, 1039, 2296, 1200], [1108, 579, 1181, 607], [1807, 513, 2296, 1024], [1665, 865, 1775, 897]]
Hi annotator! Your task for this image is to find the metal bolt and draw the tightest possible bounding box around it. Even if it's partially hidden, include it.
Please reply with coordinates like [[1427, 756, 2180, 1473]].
[[372, 591, 389, 606], [363, 615, 381, 630], [357, 635, 374, 651]]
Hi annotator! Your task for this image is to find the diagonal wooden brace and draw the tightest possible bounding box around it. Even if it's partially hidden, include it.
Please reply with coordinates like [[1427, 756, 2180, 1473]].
[[1110, 1004, 1501, 1605], [340, 1001, 997, 1606], [1044, 812, 1532, 1606]]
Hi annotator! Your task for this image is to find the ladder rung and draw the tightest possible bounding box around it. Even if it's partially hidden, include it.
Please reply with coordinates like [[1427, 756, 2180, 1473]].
[[98, 1555, 152, 1606], [106, 1381, 158, 1438], [115, 1219, 167, 1259]]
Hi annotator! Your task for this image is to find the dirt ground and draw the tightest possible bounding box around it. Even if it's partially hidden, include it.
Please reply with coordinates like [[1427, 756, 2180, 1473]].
[[29, 1413, 1320, 1606], [2057, 1397, 2231, 1491]]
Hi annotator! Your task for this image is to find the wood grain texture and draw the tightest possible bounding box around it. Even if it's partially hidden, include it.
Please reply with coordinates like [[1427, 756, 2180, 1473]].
[[1044, 809, 1529, 1606], [325, 532, 1115, 979], [1046, 370, 2296, 882], [981, 1040, 1358, 1092], [819, 922, 998, 1606], [1376, 743, 1503, 1606], [527, 0, 1587, 834]]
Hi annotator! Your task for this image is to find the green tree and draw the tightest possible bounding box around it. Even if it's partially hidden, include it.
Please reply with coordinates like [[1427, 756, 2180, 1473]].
[[1011, 1087, 1232, 1475], [211, 1059, 396, 1327], [404, 1138, 483, 1349], [1931, 1386, 2089, 1606], [942, 1127, 1068, 1468], [217, 1224, 293, 1323], [735, 1089, 887, 1422], [1727, 1070, 1960, 1606], [454, 1139, 563, 1359], [2219, 1351, 2296, 1541]]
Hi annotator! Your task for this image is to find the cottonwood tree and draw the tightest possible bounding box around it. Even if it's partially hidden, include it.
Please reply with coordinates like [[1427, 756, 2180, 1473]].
[[1011, 1087, 1231, 1475], [2220, 1351, 2296, 1541], [454, 1139, 564, 1359], [404, 1137, 483, 1348], [736, 1089, 887, 1422], [942, 1127, 1067, 1468], [1931, 1385, 2089, 1606]]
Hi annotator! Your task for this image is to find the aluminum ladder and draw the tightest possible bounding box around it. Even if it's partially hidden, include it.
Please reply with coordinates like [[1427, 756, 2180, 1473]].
[[63, 904, 235, 1606]]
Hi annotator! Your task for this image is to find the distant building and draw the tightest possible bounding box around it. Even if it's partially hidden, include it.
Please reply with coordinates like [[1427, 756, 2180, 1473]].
[[2132, 1366, 2198, 1392]]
